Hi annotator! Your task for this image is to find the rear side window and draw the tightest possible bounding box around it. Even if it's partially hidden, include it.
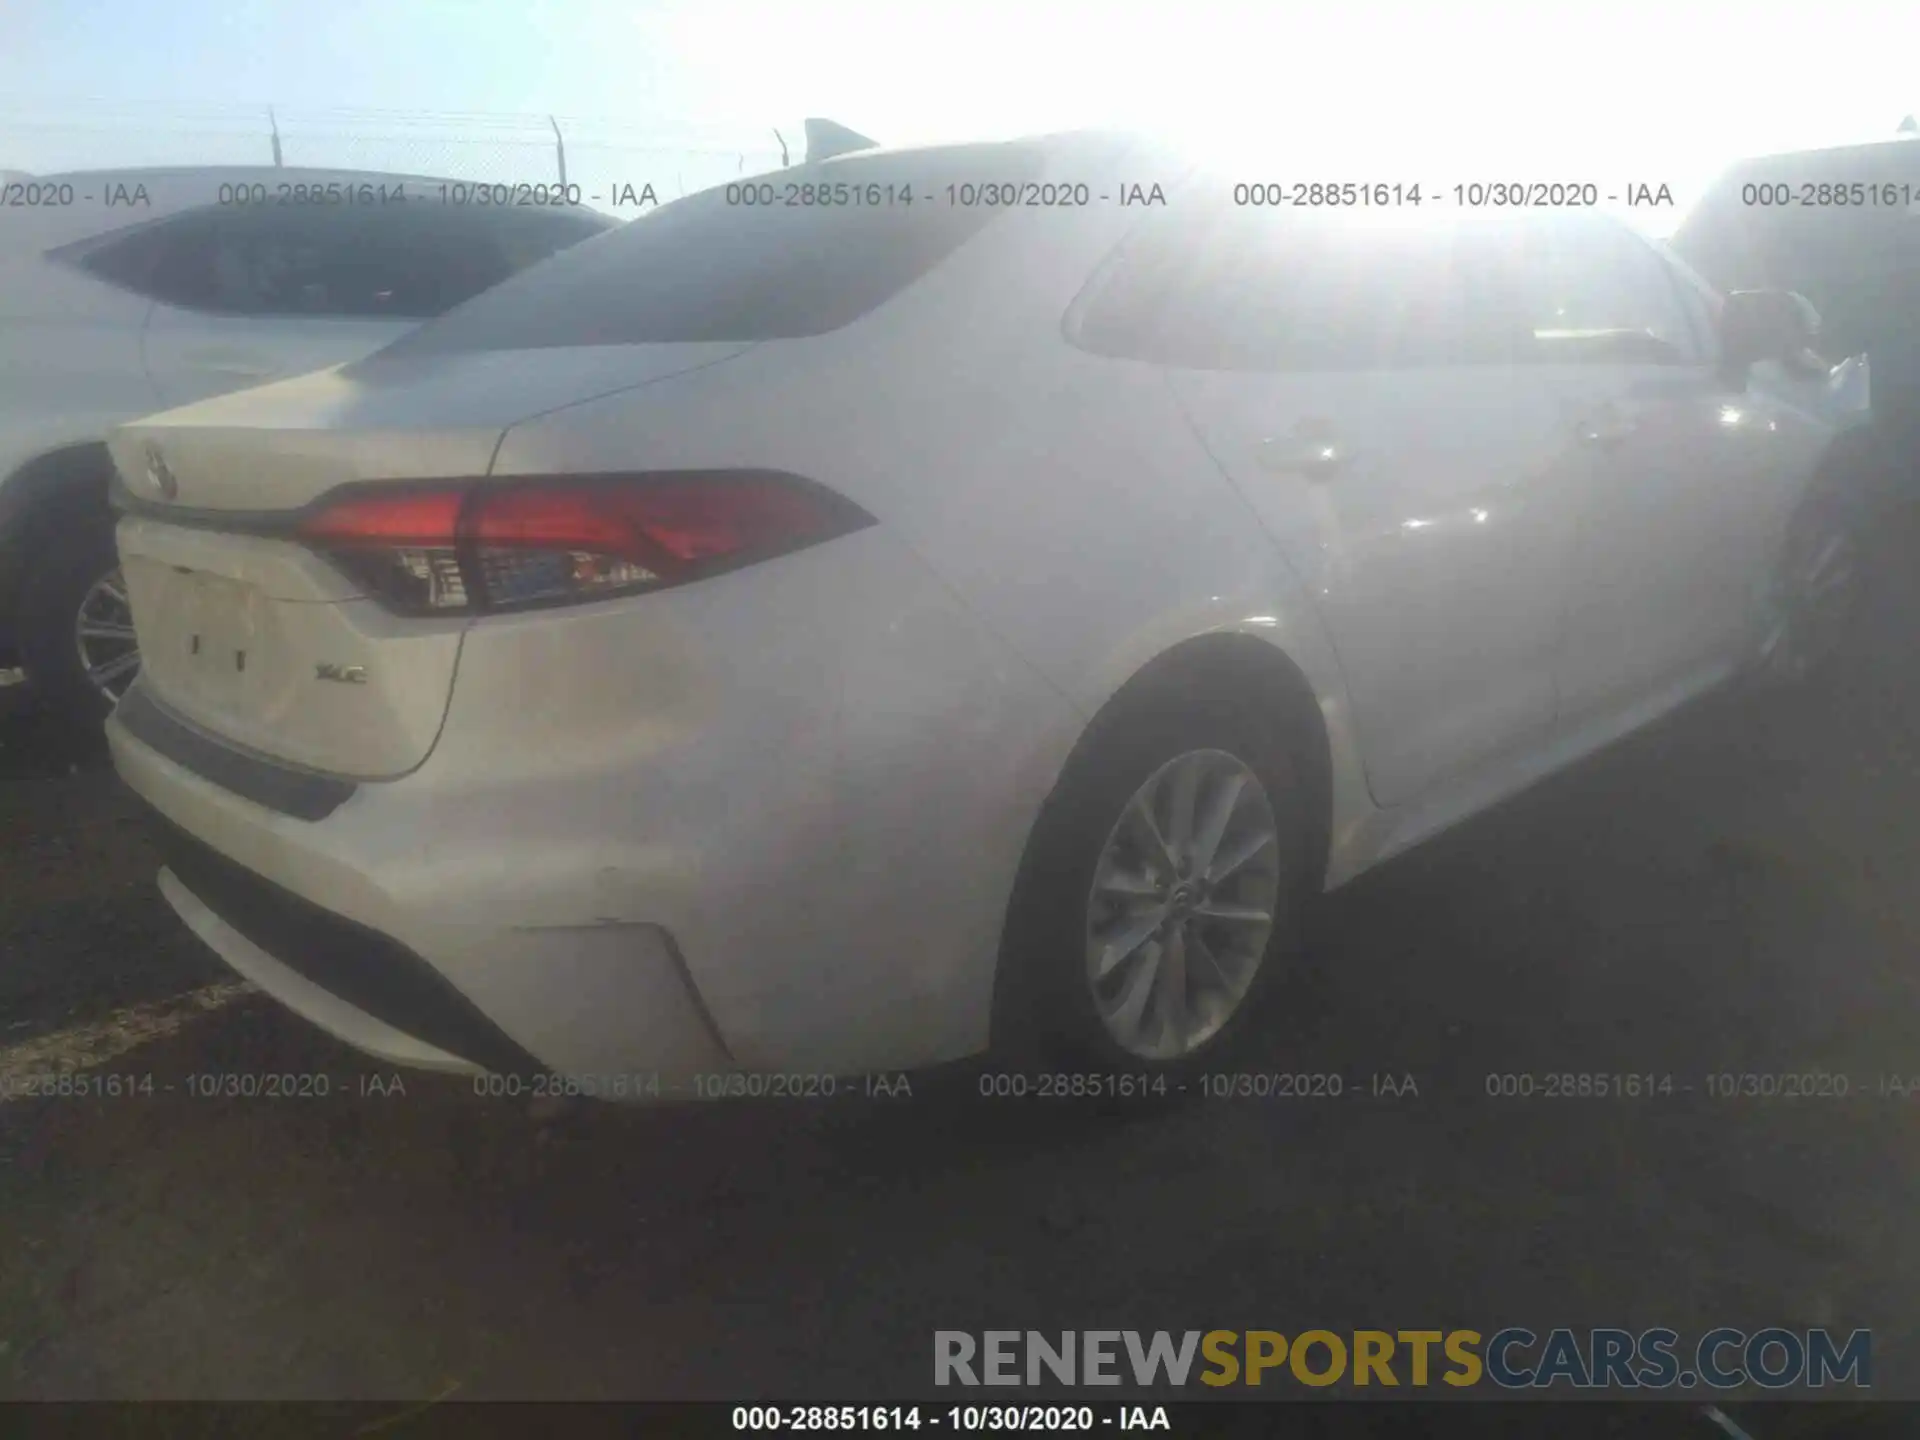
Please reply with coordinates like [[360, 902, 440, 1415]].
[[1069, 202, 1534, 371], [65, 200, 609, 320], [1499, 213, 1704, 365], [375, 142, 1044, 356]]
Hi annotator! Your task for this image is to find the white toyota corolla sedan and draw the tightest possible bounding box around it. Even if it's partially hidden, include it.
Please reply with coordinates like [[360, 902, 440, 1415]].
[[104, 130, 1875, 1091]]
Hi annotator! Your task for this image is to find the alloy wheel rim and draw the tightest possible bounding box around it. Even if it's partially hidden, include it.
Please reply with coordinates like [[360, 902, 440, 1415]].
[[1083, 748, 1283, 1061], [74, 567, 141, 703]]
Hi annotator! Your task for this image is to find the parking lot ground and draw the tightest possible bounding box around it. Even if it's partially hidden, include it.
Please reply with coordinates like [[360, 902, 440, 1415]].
[[2, 511, 1919, 1407]]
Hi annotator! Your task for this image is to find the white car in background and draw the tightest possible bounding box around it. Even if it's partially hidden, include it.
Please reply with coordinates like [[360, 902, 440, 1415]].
[[0, 166, 614, 723], [105, 131, 1873, 1090]]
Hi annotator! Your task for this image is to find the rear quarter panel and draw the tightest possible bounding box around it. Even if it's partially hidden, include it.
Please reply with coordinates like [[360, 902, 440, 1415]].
[[475, 160, 1374, 1066]]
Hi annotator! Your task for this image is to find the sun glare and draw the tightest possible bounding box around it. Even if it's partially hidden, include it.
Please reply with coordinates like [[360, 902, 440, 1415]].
[[647, 0, 1914, 231]]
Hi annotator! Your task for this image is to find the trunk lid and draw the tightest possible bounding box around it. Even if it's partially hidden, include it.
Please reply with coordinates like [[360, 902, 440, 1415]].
[[106, 341, 756, 777], [115, 516, 467, 778], [106, 343, 757, 511]]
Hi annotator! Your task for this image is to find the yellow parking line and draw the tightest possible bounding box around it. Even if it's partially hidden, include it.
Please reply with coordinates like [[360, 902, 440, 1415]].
[[0, 981, 252, 1097]]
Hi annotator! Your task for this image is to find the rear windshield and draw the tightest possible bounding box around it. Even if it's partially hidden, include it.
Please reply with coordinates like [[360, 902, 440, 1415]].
[[373, 141, 1044, 356]]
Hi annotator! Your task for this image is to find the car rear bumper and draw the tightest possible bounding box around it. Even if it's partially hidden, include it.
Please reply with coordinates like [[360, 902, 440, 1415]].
[[105, 526, 1086, 1088], [151, 810, 539, 1076], [110, 715, 737, 1088], [158, 869, 487, 1076]]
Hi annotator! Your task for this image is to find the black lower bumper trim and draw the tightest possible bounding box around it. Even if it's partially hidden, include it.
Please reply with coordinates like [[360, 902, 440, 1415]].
[[148, 807, 546, 1078], [117, 687, 358, 821]]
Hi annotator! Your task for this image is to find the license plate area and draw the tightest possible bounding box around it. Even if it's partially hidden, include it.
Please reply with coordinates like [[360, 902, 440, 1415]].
[[124, 559, 293, 718], [115, 517, 468, 777]]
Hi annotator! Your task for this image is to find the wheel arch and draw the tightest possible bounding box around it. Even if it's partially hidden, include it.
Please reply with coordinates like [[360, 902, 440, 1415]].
[[989, 628, 1338, 1048], [1065, 632, 1334, 879]]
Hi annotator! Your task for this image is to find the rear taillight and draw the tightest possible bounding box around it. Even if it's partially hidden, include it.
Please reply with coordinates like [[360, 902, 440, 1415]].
[[294, 472, 874, 615]]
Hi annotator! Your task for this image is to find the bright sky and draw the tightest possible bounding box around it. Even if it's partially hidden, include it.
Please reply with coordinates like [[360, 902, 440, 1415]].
[[3, 0, 1918, 230]]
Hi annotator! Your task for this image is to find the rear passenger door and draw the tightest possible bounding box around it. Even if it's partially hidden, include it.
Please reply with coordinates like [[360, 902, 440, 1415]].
[[1104, 205, 1584, 807], [140, 203, 604, 407], [1506, 213, 1772, 719]]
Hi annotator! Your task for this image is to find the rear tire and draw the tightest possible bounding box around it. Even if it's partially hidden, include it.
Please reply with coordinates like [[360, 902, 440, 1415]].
[[17, 514, 134, 729], [994, 680, 1315, 1083]]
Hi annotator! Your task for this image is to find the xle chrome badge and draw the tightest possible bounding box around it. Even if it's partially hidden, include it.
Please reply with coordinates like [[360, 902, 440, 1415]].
[[315, 663, 369, 685], [141, 441, 178, 501]]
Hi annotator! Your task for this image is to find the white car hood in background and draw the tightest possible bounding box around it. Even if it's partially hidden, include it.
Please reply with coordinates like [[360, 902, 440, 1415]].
[[107, 342, 759, 511]]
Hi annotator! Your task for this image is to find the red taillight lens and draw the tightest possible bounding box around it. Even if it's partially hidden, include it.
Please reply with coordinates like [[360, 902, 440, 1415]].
[[297, 488, 469, 547], [469, 478, 848, 571], [294, 473, 872, 615]]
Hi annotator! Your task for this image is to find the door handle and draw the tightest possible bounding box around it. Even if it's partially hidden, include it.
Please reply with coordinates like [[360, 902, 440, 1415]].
[[1258, 421, 1354, 478]]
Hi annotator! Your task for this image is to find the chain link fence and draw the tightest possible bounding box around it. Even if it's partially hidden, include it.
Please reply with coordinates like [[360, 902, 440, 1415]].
[[0, 102, 793, 216]]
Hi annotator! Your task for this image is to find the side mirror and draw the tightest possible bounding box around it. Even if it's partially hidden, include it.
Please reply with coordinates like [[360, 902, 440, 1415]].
[[1719, 289, 1822, 384]]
